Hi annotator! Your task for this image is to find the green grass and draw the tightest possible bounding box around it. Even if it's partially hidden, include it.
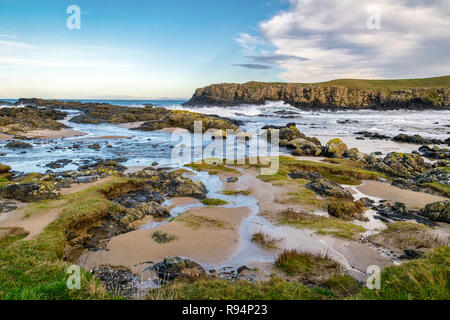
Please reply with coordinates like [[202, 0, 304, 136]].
[[251, 232, 280, 249], [176, 214, 229, 230], [316, 75, 450, 90], [422, 182, 450, 197], [370, 222, 448, 249], [0, 177, 133, 300], [222, 190, 251, 196], [258, 156, 383, 186], [146, 276, 334, 300], [357, 247, 450, 300], [275, 249, 340, 277], [201, 198, 228, 206], [277, 209, 366, 240], [185, 160, 240, 175]]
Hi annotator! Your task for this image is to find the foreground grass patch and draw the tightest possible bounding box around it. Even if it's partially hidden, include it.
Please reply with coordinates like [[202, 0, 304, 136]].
[[275, 249, 341, 279], [0, 177, 132, 299], [146, 276, 333, 300], [277, 209, 365, 240], [357, 247, 450, 300], [201, 198, 228, 206], [185, 161, 240, 175], [370, 222, 448, 249]]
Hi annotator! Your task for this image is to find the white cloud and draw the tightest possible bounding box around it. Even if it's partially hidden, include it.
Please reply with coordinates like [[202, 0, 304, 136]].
[[245, 0, 450, 81]]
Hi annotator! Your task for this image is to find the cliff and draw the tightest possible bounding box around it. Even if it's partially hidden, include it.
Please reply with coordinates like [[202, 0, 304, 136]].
[[184, 76, 450, 110]]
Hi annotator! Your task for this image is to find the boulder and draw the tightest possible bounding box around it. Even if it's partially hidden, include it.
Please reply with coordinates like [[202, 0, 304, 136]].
[[418, 201, 449, 223], [148, 257, 206, 282], [327, 200, 368, 221], [306, 177, 353, 199], [5, 141, 32, 149], [393, 134, 443, 145], [418, 145, 450, 160], [371, 152, 431, 178], [289, 138, 322, 156], [0, 182, 60, 202], [324, 138, 348, 158]]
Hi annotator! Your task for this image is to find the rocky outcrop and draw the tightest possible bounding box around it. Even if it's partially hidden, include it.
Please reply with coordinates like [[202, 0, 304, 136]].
[[324, 138, 348, 158], [392, 134, 445, 145], [16, 98, 239, 133], [306, 175, 354, 199], [418, 201, 449, 223], [0, 106, 68, 135], [369, 152, 431, 178], [146, 257, 206, 282], [0, 182, 60, 202], [184, 80, 450, 109]]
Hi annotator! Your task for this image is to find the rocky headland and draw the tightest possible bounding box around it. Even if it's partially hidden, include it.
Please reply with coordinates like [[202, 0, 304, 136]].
[[184, 76, 450, 109]]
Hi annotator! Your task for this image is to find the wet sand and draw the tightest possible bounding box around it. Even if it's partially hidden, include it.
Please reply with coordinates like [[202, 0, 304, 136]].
[[80, 206, 250, 270], [118, 122, 145, 129], [357, 180, 446, 209], [0, 178, 112, 240], [0, 129, 86, 140]]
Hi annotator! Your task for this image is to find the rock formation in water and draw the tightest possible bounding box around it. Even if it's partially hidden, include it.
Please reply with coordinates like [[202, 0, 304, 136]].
[[184, 78, 450, 109]]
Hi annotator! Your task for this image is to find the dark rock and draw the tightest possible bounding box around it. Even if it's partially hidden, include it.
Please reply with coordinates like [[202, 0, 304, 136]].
[[354, 131, 390, 140], [5, 141, 32, 149], [418, 201, 449, 223], [0, 182, 60, 202], [45, 159, 73, 169], [148, 257, 206, 282], [306, 176, 354, 199], [401, 249, 425, 260], [392, 134, 444, 145], [289, 171, 322, 181]]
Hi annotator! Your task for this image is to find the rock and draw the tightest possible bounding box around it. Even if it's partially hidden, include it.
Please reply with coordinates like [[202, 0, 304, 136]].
[[5, 141, 32, 149], [0, 106, 68, 135], [152, 230, 176, 243], [262, 123, 305, 142], [288, 171, 322, 181], [401, 249, 425, 260], [370, 152, 431, 178], [306, 176, 353, 199], [355, 131, 390, 140], [345, 148, 367, 162], [88, 143, 101, 150], [91, 267, 140, 298], [418, 201, 449, 223], [327, 200, 368, 221], [393, 134, 444, 145], [148, 257, 206, 282], [0, 182, 60, 202], [45, 159, 72, 169], [0, 163, 12, 180], [227, 177, 238, 183], [289, 138, 322, 156], [337, 119, 359, 124], [418, 145, 450, 160], [371, 202, 437, 226], [324, 138, 348, 158], [183, 82, 450, 110]]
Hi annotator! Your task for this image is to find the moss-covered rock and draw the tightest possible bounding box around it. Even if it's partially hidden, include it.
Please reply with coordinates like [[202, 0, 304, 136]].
[[324, 138, 348, 158], [327, 200, 367, 221], [418, 201, 449, 223]]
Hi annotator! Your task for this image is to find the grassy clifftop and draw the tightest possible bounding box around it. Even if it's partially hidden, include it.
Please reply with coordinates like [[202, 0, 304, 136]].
[[185, 75, 450, 109], [316, 75, 450, 90]]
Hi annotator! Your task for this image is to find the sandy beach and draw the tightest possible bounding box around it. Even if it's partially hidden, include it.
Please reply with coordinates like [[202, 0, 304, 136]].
[[356, 180, 446, 209]]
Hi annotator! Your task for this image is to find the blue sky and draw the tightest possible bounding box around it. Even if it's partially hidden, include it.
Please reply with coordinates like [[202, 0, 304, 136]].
[[1, 0, 449, 99]]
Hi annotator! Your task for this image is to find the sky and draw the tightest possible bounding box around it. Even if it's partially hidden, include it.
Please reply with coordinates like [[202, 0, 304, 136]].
[[0, 0, 449, 99]]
